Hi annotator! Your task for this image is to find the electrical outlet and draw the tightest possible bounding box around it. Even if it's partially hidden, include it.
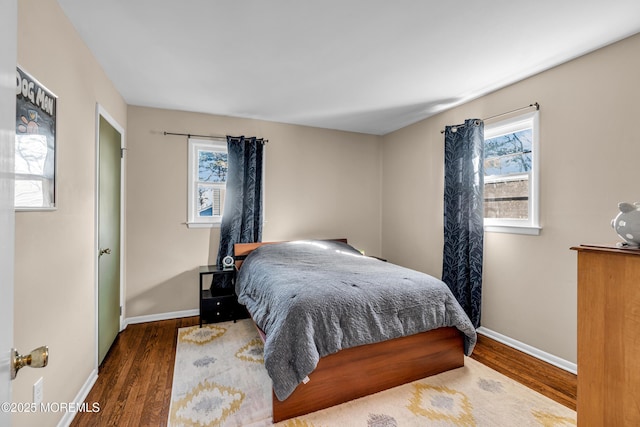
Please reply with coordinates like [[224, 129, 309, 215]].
[[33, 377, 43, 405]]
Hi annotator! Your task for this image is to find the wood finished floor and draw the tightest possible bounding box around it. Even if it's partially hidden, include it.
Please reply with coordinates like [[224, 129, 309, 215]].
[[70, 317, 576, 426]]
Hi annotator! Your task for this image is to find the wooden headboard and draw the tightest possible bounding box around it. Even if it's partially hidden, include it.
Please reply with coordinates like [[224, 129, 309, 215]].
[[233, 238, 348, 268]]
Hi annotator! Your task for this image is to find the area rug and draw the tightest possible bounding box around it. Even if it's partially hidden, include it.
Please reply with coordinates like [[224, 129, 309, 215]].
[[168, 319, 576, 426]]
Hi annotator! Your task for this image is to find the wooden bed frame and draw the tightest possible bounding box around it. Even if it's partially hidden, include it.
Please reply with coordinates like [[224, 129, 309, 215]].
[[234, 240, 465, 422]]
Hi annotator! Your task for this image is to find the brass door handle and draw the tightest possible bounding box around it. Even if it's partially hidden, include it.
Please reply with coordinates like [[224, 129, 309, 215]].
[[99, 248, 112, 256], [11, 346, 49, 380]]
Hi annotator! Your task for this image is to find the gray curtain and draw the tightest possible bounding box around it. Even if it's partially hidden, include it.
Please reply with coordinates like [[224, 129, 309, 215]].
[[216, 136, 264, 266], [442, 119, 484, 328]]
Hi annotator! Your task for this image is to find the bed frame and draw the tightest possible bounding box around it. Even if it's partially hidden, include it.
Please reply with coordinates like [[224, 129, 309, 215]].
[[234, 240, 465, 422]]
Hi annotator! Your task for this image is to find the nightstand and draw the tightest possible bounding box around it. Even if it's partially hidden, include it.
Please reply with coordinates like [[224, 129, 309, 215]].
[[199, 265, 249, 327]]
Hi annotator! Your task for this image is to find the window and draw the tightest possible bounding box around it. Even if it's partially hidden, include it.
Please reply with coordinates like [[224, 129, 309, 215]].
[[187, 138, 228, 228], [483, 111, 540, 235]]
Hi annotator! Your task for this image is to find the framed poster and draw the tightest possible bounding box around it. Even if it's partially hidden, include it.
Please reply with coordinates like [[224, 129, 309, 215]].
[[15, 66, 57, 210]]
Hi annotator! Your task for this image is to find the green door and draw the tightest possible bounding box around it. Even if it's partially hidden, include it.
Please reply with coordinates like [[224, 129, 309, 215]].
[[98, 115, 121, 364]]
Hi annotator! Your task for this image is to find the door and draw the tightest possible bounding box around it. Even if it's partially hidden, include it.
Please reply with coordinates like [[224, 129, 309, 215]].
[[98, 114, 122, 365], [1, 0, 17, 422]]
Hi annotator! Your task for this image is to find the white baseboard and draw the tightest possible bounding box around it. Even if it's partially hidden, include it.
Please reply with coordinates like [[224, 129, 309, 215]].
[[56, 368, 98, 427], [124, 309, 199, 328], [476, 326, 577, 375]]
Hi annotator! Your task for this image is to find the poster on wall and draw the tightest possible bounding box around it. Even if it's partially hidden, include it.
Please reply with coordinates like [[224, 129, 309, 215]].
[[15, 66, 57, 210]]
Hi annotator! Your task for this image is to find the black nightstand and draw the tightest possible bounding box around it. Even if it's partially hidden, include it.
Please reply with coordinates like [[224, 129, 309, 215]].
[[199, 265, 249, 327]]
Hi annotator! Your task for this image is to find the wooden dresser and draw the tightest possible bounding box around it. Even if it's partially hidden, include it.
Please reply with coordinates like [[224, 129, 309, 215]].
[[572, 245, 640, 426]]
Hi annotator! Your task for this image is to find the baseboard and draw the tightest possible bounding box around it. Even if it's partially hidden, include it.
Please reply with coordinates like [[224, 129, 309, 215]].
[[476, 326, 577, 375], [124, 308, 199, 327], [56, 368, 98, 427]]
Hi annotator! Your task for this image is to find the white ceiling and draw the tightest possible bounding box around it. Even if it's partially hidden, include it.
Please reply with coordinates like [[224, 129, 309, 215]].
[[56, 1, 640, 135]]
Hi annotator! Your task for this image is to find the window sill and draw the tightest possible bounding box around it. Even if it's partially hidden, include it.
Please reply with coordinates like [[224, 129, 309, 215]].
[[186, 222, 221, 229], [484, 224, 541, 236]]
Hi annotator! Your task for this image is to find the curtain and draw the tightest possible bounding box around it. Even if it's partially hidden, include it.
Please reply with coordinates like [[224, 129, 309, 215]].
[[216, 136, 264, 266], [442, 119, 484, 328]]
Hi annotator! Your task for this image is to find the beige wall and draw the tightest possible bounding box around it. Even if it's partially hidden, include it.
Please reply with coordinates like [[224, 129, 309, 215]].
[[126, 106, 382, 318], [14, 1, 127, 425], [382, 32, 640, 364]]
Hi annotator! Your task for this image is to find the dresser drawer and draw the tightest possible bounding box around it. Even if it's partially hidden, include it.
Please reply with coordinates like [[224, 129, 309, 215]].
[[201, 294, 238, 323], [199, 265, 249, 326]]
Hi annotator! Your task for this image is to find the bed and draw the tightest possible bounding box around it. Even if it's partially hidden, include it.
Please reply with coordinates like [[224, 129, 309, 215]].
[[233, 239, 477, 422]]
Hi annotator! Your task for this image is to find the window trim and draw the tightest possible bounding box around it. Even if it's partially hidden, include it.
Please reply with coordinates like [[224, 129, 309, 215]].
[[187, 137, 227, 229], [483, 110, 540, 235]]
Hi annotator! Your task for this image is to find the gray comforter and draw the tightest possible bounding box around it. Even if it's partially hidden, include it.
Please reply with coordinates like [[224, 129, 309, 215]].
[[235, 240, 477, 401]]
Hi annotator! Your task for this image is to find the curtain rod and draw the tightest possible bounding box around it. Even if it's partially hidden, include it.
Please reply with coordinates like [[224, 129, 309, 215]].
[[440, 102, 539, 134], [163, 131, 269, 143]]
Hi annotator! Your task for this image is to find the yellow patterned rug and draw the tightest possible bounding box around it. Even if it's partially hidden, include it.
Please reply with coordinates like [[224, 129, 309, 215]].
[[168, 319, 576, 427]]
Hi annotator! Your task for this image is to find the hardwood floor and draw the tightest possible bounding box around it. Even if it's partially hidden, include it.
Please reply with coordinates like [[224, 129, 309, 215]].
[[470, 333, 577, 411], [70, 317, 199, 427], [70, 318, 576, 426]]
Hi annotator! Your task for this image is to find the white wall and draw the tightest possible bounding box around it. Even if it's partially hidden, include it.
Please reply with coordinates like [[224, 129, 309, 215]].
[[0, 1, 16, 425], [382, 32, 640, 364]]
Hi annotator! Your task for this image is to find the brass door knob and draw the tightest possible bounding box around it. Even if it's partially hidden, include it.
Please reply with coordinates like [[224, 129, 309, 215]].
[[11, 346, 49, 380]]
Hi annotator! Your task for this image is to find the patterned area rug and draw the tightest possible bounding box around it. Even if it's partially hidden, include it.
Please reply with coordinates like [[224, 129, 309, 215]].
[[169, 319, 576, 426]]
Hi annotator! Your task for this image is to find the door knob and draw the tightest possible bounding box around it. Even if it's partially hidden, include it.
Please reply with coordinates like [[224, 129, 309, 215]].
[[10, 346, 49, 380], [99, 248, 112, 256]]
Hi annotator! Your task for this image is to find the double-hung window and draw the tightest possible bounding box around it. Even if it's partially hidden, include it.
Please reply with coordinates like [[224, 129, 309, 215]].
[[483, 111, 540, 235], [187, 138, 228, 228]]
